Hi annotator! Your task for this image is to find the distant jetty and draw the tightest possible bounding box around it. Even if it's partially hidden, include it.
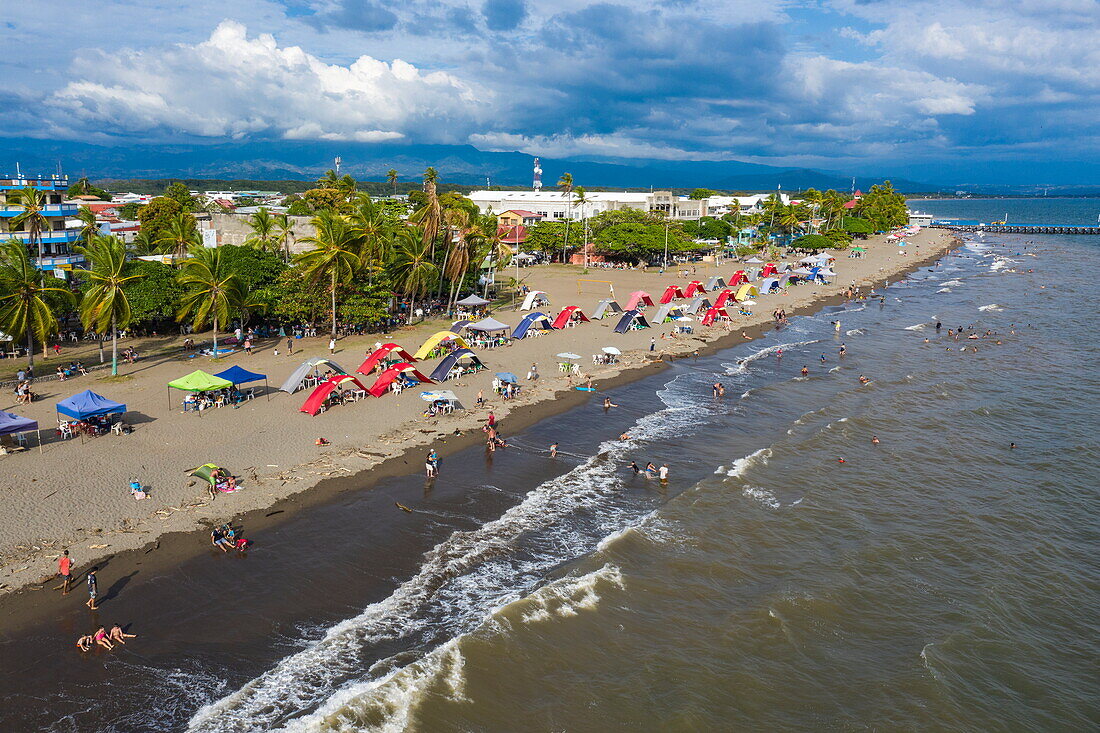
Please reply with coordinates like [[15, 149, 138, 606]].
[[932, 220, 1100, 235]]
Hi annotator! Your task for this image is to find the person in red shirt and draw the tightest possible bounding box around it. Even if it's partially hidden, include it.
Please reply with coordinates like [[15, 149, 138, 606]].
[[58, 550, 73, 595], [487, 412, 496, 428]]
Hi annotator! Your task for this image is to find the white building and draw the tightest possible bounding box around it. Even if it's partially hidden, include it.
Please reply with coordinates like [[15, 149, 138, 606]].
[[908, 211, 933, 227], [706, 193, 789, 215], [467, 189, 710, 221]]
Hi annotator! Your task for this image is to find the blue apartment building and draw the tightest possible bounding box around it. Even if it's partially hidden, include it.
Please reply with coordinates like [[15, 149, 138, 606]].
[[0, 173, 84, 273]]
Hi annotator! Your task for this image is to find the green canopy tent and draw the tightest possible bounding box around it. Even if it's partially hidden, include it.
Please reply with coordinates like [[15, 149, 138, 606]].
[[167, 370, 234, 410]]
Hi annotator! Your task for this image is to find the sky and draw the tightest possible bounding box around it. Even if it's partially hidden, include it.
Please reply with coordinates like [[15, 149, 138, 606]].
[[1, 0, 1097, 183]]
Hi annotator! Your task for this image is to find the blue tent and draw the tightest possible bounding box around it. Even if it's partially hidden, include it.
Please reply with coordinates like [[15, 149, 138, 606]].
[[496, 372, 519, 384], [56, 390, 126, 420], [511, 312, 551, 340], [0, 410, 37, 435], [214, 365, 267, 384], [429, 348, 485, 382], [614, 310, 649, 334]]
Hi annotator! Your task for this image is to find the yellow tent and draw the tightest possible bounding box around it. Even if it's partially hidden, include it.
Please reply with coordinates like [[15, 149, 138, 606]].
[[413, 331, 470, 360], [734, 284, 759, 302]]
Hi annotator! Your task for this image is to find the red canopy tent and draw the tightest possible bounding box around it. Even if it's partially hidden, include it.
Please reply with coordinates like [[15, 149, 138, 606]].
[[713, 289, 734, 308], [552, 306, 590, 329], [356, 343, 416, 376], [368, 362, 433, 397], [702, 307, 731, 326], [659, 285, 685, 304], [761, 263, 778, 277], [625, 291, 655, 310], [730, 270, 749, 285], [300, 375, 368, 416], [684, 281, 707, 297]]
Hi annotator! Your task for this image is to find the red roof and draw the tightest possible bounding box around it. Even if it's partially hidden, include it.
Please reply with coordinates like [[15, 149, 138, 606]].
[[501, 209, 542, 219], [843, 200, 859, 209], [498, 224, 527, 244]]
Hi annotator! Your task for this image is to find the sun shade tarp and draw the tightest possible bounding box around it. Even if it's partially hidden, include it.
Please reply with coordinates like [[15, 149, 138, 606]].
[[0, 411, 37, 435], [659, 285, 685, 304], [552, 306, 589, 329], [357, 344, 415, 376], [189, 463, 224, 486], [168, 370, 234, 393], [702, 307, 731, 326], [684, 281, 707, 297], [300, 375, 368, 415], [705, 276, 726, 290], [496, 372, 519, 384], [520, 290, 549, 311], [214, 365, 266, 384], [624, 291, 654, 310], [685, 296, 712, 314], [456, 294, 491, 306], [413, 332, 470, 361], [511, 313, 551, 339], [614, 310, 649, 333], [368, 363, 432, 397], [734, 284, 759, 302], [592, 299, 623, 319], [56, 389, 127, 419], [279, 358, 347, 393], [429, 348, 484, 381]]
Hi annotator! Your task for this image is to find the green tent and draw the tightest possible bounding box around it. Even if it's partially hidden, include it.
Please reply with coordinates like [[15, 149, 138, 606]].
[[189, 463, 223, 486], [168, 370, 235, 410]]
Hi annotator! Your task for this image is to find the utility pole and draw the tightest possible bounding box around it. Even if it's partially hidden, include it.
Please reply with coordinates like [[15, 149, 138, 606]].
[[663, 219, 669, 270]]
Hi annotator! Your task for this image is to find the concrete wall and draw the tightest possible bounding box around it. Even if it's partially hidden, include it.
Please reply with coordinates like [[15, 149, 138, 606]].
[[207, 212, 316, 253]]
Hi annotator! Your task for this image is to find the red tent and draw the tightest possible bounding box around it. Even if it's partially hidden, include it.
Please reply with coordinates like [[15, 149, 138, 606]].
[[684, 281, 707, 297], [713, 289, 734, 308], [552, 306, 590, 329], [659, 285, 685, 304], [702, 307, 731, 326], [625, 291, 655, 310], [761, 263, 778, 277], [356, 343, 416, 376], [300, 375, 368, 416], [730, 270, 748, 285], [368, 362, 433, 397]]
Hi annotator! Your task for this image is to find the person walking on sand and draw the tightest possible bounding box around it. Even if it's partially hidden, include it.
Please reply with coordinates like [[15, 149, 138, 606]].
[[85, 567, 99, 610], [286, 336, 294, 354], [329, 336, 336, 355], [550, 442, 558, 458], [650, 337, 656, 352], [58, 550, 73, 595]]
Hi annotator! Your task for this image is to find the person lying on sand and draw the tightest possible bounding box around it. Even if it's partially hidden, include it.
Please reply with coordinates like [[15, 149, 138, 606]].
[[109, 625, 136, 645]]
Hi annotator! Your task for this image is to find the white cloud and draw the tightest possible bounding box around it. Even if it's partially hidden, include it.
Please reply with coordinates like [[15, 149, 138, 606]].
[[45, 20, 488, 143]]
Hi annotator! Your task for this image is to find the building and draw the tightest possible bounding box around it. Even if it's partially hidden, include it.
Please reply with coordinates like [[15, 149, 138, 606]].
[[908, 211, 933, 227], [467, 189, 711, 222], [0, 173, 84, 273], [706, 193, 788, 215]]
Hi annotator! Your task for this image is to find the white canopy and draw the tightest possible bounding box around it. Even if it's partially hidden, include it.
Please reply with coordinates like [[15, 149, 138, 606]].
[[467, 317, 511, 332], [556, 352, 582, 360], [602, 346, 622, 355], [521, 290, 549, 311], [456, 294, 491, 307], [744, 257, 764, 264]]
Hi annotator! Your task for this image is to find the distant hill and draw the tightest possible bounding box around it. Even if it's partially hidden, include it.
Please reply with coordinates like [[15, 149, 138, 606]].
[[1, 137, 944, 193]]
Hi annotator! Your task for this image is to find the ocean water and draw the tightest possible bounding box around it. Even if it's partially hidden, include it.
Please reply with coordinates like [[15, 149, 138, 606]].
[[2, 201, 1097, 732]]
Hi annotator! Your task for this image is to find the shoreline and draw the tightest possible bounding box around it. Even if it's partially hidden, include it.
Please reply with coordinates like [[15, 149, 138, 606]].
[[0, 233, 961, 630]]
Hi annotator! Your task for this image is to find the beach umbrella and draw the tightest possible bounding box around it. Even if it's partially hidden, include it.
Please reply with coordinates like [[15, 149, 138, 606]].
[[745, 257, 764, 264], [556, 352, 582, 360], [496, 372, 519, 384], [601, 346, 622, 355], [675, 316, 694, 322], [740, 300, 757, 306]]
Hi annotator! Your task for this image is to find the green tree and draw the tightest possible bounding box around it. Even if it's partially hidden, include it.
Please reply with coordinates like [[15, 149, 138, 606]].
[[117, 202, 143, 220], [386, 168, 399, 196], [297, 187, 351, 215], [77, 206, 101, 246], [176, 247, 247, 356], [270, 267, 330, 325], [244, 207, 279, 253], [137, 196, 184, 243], [390, 226, 438, 324], [593, 222, 689, 261], [689, 188, 717, 200], [841, 216, 874, 238], [791, 234, 833, 251], [855, 181, 907, 231], [67, 177, 111, 200], [275, 212, 295, 263], [317, 169, 357, 199], [164, 182, 200, 212], [129, 230, 159, 256], [74, 235, 142, 374], [122, 260, 185, 324], [348, 195, 391, 283], [295, 210, 365, 337], [155, 212, 201, 259], [557, 172, 574, 263], [409, 167, 442, 256], [523, 221, 570, 257], [9, 187, 49, 264], [0, 239, 75, 367]]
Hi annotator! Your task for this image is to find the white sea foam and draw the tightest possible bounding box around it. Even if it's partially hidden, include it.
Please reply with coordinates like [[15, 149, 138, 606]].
[[845, 328, 866, 336], [722, 340, 819, 376], [725, 447, 772, 478], [936, 288, 952, 294], [742, 486, 781, 510], [905, 323, 927, 331], [978, 304, 1003, 312], [940, 279, 964, 287]]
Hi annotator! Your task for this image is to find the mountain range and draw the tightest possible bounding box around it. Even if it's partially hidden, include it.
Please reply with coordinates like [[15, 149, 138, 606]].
[[1, 138, 947, 193]]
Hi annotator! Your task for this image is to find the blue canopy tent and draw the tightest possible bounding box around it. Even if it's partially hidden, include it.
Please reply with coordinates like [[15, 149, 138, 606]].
[[496, 372, 519, 384], [429, 348, 485, 382], [614, 310, 649, 334], [56, 390, 126, 420], [0, 410, 40, 452], [214, 365, 270, 400], [511, 312, 551, 340]]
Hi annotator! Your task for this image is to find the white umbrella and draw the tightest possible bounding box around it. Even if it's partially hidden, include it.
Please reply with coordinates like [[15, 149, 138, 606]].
[[745, 257, 764, 264], [675, 316, 694, 322], [556, 352, 582, 360], [739, 300, 757, 306], [601, 346, 622, 355]]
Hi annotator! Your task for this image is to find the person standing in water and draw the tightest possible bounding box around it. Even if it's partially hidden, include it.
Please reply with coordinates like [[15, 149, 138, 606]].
[[550, 442, 558, 458], [85, 567, 99, 610], [58, 550, 73, 595]]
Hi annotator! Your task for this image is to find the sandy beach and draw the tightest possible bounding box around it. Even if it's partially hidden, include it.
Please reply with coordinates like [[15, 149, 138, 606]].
[[0, 229, 955, 600]]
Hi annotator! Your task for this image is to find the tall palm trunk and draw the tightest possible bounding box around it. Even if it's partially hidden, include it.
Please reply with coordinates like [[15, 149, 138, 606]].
[[212, 316, 219, 357], [110, 314, 119, 376], [97, 335, 105, 364], [26, 330, 34, 370], [407, 296, 415, 325], [330, 270, 338, 338]]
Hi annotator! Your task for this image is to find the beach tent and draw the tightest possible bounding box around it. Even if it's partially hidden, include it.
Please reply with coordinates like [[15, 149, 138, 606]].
[[214, 365, 270, 400], [421, 390, 462, 411], [368, 363, 433, 397], [280, 358, 347, 394], [684, 296, 712, 315], [57, 389, 128, 420], [653, 304, 685, 323], [713, 289, 734, 308], [511, 312, 553, 339], [413, 331, 470, 360], [614, 310, 650, 333], [744, 257, 764, 264], [450, 320, 470, 333], [760, 277, 781, 293], [357, 344, 416, 376], [705, 276, 726, 290], [300, 374, 369, 415], [552, 306, 590, 329], [456, 294, 491, 307], [729, 270, 749, 285], [793, 267, 813, 276], [0, 410, 40, 452], [777, 262, 795, 273], [702, 307, 731, 326], [189, 463, 227, 487], [592, 299, 623, 319], [659, 285, 686, 304], [520, 290, 550, 311], [496, 372, 519, 384], [734, 284, 759, 302], [761, 263, 778, 278], [776, 274, 793, 288], [467, 317, 511, 334], [429, 348, 485, 382], [167, 370, 234, 410], [745, 268, 761, 280], [624, 291, 655, 310], [684, 281, 707, 297]]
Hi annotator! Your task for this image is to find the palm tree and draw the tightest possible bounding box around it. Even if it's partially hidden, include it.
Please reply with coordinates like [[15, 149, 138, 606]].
[[275, 213, 295, 263], [390, 226, 438, 324], [295, 210, 365, 338], [0, 239, 75, 368], [176, 247, 247, 357], [75, 176, 93, 196], [77, 206, 100, 246], [557, 173, 574, 263], [386, 168, 399, 196], [348, 195, 390, 282], [130, 230, 158, 256], [479, 214, 511, 298], [573, 186, 589, 267], [155, 212, 201, 260], [74, 235, 142, 375], [410, 167, 442, 254], [244, 207, 279, 253], [9, 186, 49, 264], [317, 169, 356, 200]]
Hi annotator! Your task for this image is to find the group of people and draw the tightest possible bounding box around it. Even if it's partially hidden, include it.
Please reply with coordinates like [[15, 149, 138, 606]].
[[210, 523, 250, 552], [76, 624, 136, 652], [629, 461, 670, 481], [182, 386, 252, 411], [54, 361, 89, 381], [13, 379, 38, 404]]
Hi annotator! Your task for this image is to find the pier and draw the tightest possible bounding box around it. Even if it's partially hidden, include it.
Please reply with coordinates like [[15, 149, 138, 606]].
[[931, 221, 1100, 235]]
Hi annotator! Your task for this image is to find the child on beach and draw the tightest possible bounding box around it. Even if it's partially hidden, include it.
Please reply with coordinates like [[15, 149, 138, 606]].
[[109, 624, 136, 645]]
